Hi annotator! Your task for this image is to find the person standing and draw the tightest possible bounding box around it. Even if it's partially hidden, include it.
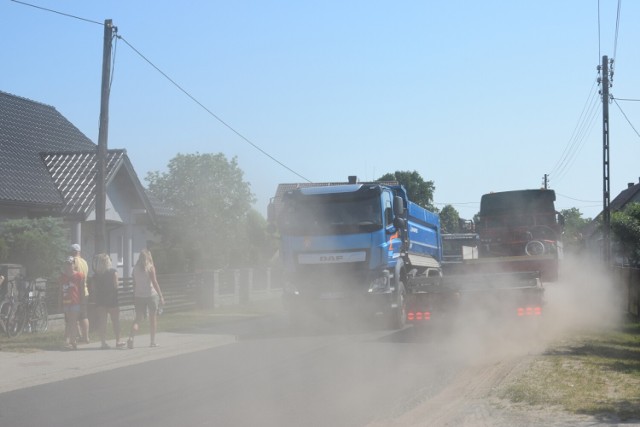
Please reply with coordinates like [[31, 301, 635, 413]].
[[71, 243, 90, 344], [59, 257, 84, 350], [127, 249, 164, 348], [93, 253, 125, 349]]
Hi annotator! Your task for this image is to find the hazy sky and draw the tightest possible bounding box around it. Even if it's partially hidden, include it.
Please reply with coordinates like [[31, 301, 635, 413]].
[[2, 1, 639, 220]]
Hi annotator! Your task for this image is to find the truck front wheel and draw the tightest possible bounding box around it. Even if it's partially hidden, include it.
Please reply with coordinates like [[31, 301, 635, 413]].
[[387, 280, 407, 330]]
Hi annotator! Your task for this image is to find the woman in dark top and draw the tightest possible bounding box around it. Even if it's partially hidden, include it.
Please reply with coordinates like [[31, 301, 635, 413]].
[[93, 254, 125, 349]]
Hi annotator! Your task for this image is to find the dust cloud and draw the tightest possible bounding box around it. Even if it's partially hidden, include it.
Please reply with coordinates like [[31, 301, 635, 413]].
[[542, 253, 625, 339]]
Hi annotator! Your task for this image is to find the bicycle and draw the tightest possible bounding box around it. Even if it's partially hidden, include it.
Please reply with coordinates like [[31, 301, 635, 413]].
[[0, 278, 27, 338], [21, 280, 48, 334]]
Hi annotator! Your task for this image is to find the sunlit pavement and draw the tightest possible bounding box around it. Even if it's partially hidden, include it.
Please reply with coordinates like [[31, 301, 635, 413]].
[[0, 332, 237, 394]]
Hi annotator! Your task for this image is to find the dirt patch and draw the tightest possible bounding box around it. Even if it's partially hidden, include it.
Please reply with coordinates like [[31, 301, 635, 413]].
[[368, 354, 600, 427]]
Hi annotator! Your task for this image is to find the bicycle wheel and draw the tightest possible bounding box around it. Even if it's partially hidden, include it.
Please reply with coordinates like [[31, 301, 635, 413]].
[[0, 300, 10, 334], [32, 300, 48, 333], [6, 303, 27, 337]]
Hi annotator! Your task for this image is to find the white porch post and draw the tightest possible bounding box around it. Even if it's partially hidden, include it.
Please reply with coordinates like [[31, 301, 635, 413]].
[[124, 220, 132, 279]]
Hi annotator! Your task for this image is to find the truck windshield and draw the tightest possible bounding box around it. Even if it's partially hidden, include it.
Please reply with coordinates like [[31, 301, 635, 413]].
[[480, 190, 555, 216], [478, 189, 559, 230], [279, 193, 382, 235]]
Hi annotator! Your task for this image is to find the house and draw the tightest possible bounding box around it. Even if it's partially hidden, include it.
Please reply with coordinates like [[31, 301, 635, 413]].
[[583, 177, 640, 263], [0, 90, 158, 278]]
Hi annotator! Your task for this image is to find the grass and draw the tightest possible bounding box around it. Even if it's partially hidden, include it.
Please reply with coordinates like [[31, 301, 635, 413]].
[[0, 298, 284, 353], [497, 319, 640, 422]]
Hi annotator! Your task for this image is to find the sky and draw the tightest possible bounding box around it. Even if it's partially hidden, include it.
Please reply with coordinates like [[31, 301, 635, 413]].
[[2, 1, 639, 220]]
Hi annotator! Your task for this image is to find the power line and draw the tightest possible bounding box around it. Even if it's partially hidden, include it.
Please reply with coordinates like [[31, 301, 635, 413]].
[[10, 0, 103, 25], [548, 79, 601, 184], [598, 0, 602, 60], [11, 0, 312, 184], [613, 98, 640, 139], [612, 0, 622, 64], [552, 96, 600, 183], [548, 78, 598, 179], [116, 35, 311, 183], [555, 192, 600, 203]]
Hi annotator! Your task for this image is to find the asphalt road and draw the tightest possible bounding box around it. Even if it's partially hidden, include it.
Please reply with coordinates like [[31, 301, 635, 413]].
[[0, 313, 537, 427]]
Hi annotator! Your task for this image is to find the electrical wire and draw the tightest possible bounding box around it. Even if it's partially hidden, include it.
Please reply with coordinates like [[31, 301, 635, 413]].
[[10, 0, 312, 183], [613, 0, 622, 65], [552, 98, 600, 183], [117, 35, 311, 183], [548, 79, 601, 184], [9, 0, 103, 25], [597, 0, 602, 61], [109, 30, 118, 93], [613, 98, 640, 139], [556, 192, 600, 203], [548, 78, 598, 178]]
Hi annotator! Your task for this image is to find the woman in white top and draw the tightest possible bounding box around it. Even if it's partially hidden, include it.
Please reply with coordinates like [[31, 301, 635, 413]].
[[127, 249, 164, 348]]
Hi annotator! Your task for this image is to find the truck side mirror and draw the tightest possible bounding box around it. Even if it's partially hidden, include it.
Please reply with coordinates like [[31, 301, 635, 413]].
[[393, 217, 406, 229], [393, 196, 405, 216]]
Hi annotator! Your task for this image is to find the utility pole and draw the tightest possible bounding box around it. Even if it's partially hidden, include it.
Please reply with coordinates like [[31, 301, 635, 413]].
[[599, 55, 611, 264], [95, 19, 114, 255]]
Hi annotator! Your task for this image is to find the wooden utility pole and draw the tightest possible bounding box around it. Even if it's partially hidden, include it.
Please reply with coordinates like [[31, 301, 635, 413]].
[[95, 19, 114, 254], [600, 55, 611, 264]]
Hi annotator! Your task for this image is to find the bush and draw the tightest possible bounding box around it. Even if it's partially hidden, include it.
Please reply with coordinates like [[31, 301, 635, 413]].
[[0, 217, 67, 280]]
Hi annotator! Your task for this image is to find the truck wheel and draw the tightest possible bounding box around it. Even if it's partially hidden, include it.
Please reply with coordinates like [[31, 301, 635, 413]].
[[387, 281, 406, 330]]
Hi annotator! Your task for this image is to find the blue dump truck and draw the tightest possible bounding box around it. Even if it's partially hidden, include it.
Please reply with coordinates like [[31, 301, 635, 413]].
[[269, 177, 545, 329]]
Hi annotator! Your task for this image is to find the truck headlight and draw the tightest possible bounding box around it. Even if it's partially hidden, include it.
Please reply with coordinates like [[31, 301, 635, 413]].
[[368, 271, 391, 293]]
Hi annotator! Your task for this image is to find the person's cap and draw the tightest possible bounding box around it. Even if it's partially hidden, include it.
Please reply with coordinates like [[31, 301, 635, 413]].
[[66, 256, 75, 264], [71, 243, 81, 252]]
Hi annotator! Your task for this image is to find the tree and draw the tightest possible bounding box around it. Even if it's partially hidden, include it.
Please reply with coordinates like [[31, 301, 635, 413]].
[[229, 208, 275, 267], [611, 202, 640, 266], [559, 208, 590, 253], [146, 153, 256, 270], [440, 205, 461, 233], [0, 217, 67, 280], [377, 170, 436, 211]]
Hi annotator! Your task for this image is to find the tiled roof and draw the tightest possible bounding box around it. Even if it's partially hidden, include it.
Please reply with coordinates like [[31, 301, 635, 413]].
[[582, 179, 640, 238], [610, 180, 640, 212], [42, 150, 125, 216], [1, 90, 158, 223], [0, 91, 95, 206]]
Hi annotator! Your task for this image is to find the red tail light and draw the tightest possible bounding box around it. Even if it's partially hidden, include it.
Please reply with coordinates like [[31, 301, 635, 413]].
[[517, 306, 542, 316], [407, 311, 431, 321]]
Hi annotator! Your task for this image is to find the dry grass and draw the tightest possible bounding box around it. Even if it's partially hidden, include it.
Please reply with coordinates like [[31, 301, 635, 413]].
[[498, 321, 640, 421]]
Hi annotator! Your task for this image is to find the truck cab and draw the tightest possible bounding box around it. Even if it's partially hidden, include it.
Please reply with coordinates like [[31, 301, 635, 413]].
[[270, 181, 442, 329]]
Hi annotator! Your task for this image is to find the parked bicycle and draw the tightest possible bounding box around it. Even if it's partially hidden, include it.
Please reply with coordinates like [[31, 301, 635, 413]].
[[0, 276, 26, 337], [21, 280, 48, 334], [0, 276, 48, 337]]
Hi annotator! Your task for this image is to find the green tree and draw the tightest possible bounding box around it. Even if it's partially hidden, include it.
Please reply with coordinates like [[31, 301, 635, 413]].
[[611, 202, 640, 266], [440, 205, 461, 233], [559, 208, 590, 253], [229, 209, 275, 267], [146, 153, 256, 270], [377, 170, 436, 211], [0, 217, 67, 280]]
